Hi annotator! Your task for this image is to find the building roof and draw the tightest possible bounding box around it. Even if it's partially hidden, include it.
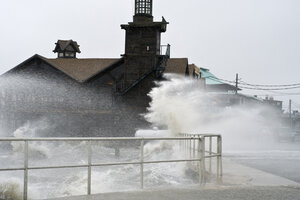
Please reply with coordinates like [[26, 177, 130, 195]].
[[3, 54, 122, 83], [4, 55, 190, 85], [53, 40, 81, 53], [196, 67, 240, 92], [165, 58, 188, 75], [44, 57, 188, 82], [199, 68, 224, 85], [44, 58, 121, 82]]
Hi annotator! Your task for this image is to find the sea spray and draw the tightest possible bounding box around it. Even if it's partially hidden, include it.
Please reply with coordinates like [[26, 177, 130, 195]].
[[0, 74, 282, 199], [0, 179, 22, 200], [11, 119, 53, 159], [145, 74, 280, 151], [145, 74, 207, 135]]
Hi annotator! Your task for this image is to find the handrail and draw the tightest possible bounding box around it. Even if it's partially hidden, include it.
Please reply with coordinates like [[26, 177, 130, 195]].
[[180, 133, 223, 182], [0, 136, 196, 141], [0, 136, 219, 200], [160, 44, 171, 57]]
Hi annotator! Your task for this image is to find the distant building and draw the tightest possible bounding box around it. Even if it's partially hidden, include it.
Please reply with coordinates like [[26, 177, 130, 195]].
[[0, 0, 194, 136], [263, 96, 283, 112]]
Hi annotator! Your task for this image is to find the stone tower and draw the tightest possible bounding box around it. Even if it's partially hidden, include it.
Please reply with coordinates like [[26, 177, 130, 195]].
[[118, 0, 169, 94]]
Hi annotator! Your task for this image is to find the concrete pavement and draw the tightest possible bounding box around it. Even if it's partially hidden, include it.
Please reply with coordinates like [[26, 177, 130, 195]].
[[48, 186, 300, 200]]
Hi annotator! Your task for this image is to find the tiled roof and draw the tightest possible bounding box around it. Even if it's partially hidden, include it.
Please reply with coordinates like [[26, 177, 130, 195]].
[[44, 58, 121, 82]]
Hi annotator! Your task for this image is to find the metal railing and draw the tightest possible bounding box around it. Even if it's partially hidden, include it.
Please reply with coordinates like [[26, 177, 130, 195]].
[[160, 44, 171, 56], [0, 135, 222, 200], [180, 134, 223, 183]]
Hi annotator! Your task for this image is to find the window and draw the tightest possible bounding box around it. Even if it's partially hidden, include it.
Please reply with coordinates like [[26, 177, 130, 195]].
[[59, 53, 64, 57], [136, 0, 152, 15]]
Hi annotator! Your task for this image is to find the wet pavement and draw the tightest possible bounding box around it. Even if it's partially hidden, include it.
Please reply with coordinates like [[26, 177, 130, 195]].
[[225, 141, 300, 183], [48, 186, 300, 200]]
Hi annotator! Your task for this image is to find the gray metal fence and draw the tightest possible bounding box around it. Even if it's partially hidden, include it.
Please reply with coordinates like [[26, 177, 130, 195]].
[[180, 134, 223, 183], [0, 135, 222, 200]]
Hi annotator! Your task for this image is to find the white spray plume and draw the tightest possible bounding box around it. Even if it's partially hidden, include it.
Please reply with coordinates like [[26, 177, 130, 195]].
[[145, 74, 281, 151], [145, 74, 206, 135], [11, 118, 52, 158]]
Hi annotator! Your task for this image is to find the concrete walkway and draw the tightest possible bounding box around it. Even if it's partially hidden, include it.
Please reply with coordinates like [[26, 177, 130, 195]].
[[221, 159, 300, 186], [49, 186, 300, 200], [48, 159, 300, 200]]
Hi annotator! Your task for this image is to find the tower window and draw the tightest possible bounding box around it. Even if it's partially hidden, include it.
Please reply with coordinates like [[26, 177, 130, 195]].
[[136, 0, 152, 15]]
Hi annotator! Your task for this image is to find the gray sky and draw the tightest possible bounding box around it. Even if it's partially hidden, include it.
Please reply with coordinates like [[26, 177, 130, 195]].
[[1, 0, 299, 111]]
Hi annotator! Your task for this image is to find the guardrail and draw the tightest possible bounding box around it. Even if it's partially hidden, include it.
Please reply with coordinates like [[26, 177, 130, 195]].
[[180, 134, 223, 183], [0, 136, 222, 200]]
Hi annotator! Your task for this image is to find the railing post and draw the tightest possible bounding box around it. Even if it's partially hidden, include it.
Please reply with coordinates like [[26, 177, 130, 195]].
[[219, 136, 223, 180], [140, 139, 144, 189], [193, 135, 196, 159], [217, 136, 222, 182], [198, 137, 204, 185], [189, 137, 192, 159], [23, 141, 28, 200], [184, 135, 187, 157], [87, 140, 92, 195], [209, 136, 212, 174], [201, 136, 206, 185]]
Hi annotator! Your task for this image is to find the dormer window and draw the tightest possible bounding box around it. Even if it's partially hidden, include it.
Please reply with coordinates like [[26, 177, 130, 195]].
[[53, 40, 81, 58]]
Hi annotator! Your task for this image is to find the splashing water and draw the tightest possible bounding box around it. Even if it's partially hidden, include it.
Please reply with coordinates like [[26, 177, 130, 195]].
[[11, 119, 52, 159], [0, 74, 284, 199], [145, 74, 281, 151], [0, 179, 22, 200]]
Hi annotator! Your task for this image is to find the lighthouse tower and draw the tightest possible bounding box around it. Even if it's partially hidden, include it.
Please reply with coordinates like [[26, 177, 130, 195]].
[[119, 0, 169, 94]]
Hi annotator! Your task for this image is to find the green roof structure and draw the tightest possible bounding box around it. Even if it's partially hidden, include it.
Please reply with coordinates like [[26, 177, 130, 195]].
[[198, 67, 240, 92], [199, 68, 224, 85]]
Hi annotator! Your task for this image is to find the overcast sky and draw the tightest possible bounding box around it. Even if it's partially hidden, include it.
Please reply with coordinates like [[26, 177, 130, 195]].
[[0, 0, 299, 110]]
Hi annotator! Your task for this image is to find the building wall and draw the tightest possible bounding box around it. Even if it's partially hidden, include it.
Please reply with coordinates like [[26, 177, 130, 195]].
[[123, 26, 161, 90], [0, 58, 154, 137]]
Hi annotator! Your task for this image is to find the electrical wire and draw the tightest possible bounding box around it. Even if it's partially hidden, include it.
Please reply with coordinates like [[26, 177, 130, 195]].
[[238, 85, 300, 90], [239, 80, 300, 87], [206, 76, 300, 91]]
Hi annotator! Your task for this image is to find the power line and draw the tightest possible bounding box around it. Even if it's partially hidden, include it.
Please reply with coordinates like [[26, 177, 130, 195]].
[[238, 85, 300, 90], [207, 76, 300, 88], [259, 93, 300, 97], [239, 81, 300, 87], [206, 76, 300, 92]]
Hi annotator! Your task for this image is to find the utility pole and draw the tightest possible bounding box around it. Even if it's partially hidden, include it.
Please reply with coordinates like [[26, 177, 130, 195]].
[[235, 73, 238, 94]]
